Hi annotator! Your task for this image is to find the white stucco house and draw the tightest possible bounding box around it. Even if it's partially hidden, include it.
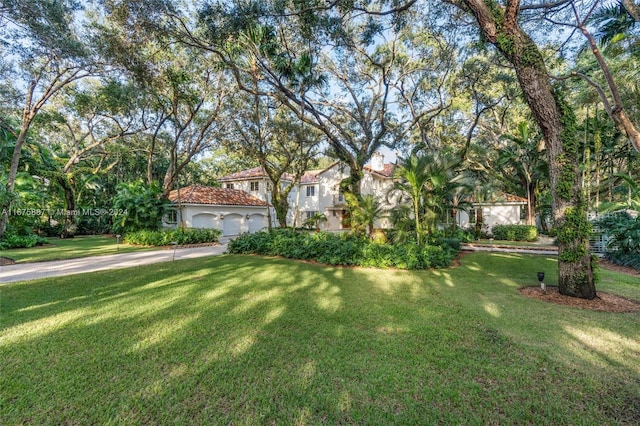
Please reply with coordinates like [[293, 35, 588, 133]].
[[455, 192, 528, 232], [166, 185, 269, 236], [215, 152, 396, 231], [167, 151, 527, 235]]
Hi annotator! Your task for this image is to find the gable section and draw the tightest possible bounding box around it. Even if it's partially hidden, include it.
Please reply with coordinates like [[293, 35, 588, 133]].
[[364, 163, 395, 178]]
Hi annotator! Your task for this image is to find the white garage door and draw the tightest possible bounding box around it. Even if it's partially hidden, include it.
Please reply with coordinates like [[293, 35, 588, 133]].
[[223, 214, 242, 236], [248, 214, 265, 233], [192, 213, 217, 229]]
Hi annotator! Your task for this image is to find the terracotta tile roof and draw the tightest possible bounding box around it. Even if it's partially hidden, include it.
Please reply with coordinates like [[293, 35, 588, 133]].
[[300, 169, 323, 184], [218, 166, 295, 182], [364, 163, 395, 178], [168, 185, 268, 207], [217, 167, 266, 181]]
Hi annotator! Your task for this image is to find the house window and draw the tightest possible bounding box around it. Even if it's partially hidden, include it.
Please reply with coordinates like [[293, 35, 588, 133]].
[[306, 185, 316, 197], [468, 208, 476, 224], [166, 209, 178, 224], [305, 211, 318, 219], [338, 192, 344, 202], [226, 183, 234, 189], [250, 181, 260, 192]]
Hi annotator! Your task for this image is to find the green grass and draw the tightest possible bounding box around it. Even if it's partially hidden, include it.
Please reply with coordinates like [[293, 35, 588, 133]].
[[0, 235, 155, 263], [1, 253, 639, 424]]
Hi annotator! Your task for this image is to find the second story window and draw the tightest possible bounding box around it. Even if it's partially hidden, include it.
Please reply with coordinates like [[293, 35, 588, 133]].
[[250, 181, 260, 192], [306, 185, 316, 197], [226, 183, 234, 190]]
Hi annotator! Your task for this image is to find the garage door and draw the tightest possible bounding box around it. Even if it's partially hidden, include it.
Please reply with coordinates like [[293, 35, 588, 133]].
[[223, 214, 242, 236], [248, 214, 265, 233], [192, 213, 217, 229]]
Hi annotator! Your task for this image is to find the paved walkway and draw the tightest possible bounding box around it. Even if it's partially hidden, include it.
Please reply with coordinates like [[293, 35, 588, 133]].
[[461, 244, 558, 255], [0, 243, 228, 284]]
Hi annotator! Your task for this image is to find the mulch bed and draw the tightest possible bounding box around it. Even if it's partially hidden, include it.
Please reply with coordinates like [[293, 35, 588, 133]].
[[519, 286, 640, 313], [0, 256, 15, 266], [453, 252, 640, 313], [598, 258, 640, 277], [519, 258, 640, 313]]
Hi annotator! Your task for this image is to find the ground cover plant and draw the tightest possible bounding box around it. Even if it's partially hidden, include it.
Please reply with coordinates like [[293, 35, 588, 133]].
[[0, 235, 154, 263], [227, 229, 457, 269], [1, 253, 639, 424]]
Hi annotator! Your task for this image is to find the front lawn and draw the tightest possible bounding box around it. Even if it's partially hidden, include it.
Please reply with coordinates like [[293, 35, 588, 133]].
[[0, 235, 155, 263], [1, 253, 638, 424]]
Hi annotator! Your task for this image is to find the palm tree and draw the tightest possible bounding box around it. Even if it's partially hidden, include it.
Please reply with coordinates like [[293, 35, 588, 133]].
[[499, 121, 548, 226], [420, 151, 471, 235], [591, 1, 639, 46], [391, 154, 432, 245], [391, 151, 470, 244], [353, 194, 385, 238]]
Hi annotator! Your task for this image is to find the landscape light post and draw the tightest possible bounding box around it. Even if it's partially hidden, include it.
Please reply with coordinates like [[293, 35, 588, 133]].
[[537, 272, 546, 294]]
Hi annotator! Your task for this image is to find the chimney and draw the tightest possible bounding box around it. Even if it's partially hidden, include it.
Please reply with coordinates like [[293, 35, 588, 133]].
[[371, 151, 384, 172]]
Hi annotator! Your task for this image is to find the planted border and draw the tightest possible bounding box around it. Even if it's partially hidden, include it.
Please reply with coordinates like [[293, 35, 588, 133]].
[[124, 228, 221, 246], [227, 229, 456, 270]]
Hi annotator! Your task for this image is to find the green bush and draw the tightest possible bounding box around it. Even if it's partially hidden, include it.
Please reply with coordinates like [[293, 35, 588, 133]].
[[124, 228, 221, 246], [227, 229, 457, 270], [490, 225, 538, 242], [111, 180, 168, 234], [0, 233, 49, 249], [595, 212, 640, 270]]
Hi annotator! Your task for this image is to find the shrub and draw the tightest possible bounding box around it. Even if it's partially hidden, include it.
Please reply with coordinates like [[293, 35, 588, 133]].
[[124, 228, 221, 246], [227, 230, 457, 270], [595, 212, 640, 270], [438, 227, 474, 243], [490, 225, 538, 242], [0, 233, 49, 249], [111, 180, 168, 234]]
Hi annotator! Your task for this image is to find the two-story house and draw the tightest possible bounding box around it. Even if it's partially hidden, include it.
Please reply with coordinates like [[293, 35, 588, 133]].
[[209, 152, 395, 232], [167, 151, 527, 236]]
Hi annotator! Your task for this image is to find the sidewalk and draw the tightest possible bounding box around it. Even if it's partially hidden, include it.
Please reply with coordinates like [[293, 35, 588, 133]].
[[0, 243, 228, 284]]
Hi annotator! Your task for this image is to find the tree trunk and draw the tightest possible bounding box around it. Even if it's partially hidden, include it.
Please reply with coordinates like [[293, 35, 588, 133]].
[[0, 118, 31, 237], [57, 175, 77, 238], [461, 0, 596, 298], [271, 186, 290, 228], [526, 182, 536, 226]]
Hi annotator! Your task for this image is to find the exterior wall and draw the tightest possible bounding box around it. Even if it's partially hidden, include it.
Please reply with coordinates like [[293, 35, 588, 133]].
[[167, 204, 268, 236], [318, 164, 349, 231], [222, 177, 297, 227], [456, 204, 524, 232], [360, 171, 396, 229]]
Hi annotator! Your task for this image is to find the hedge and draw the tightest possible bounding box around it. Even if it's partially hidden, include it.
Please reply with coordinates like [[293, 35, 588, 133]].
[[0, 233, 49, 249], [124, 228, 221, 246], [227, 229, 457, 270]]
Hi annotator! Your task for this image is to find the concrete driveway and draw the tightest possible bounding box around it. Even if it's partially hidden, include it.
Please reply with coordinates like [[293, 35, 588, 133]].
[[0, 243, 228, 284]]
